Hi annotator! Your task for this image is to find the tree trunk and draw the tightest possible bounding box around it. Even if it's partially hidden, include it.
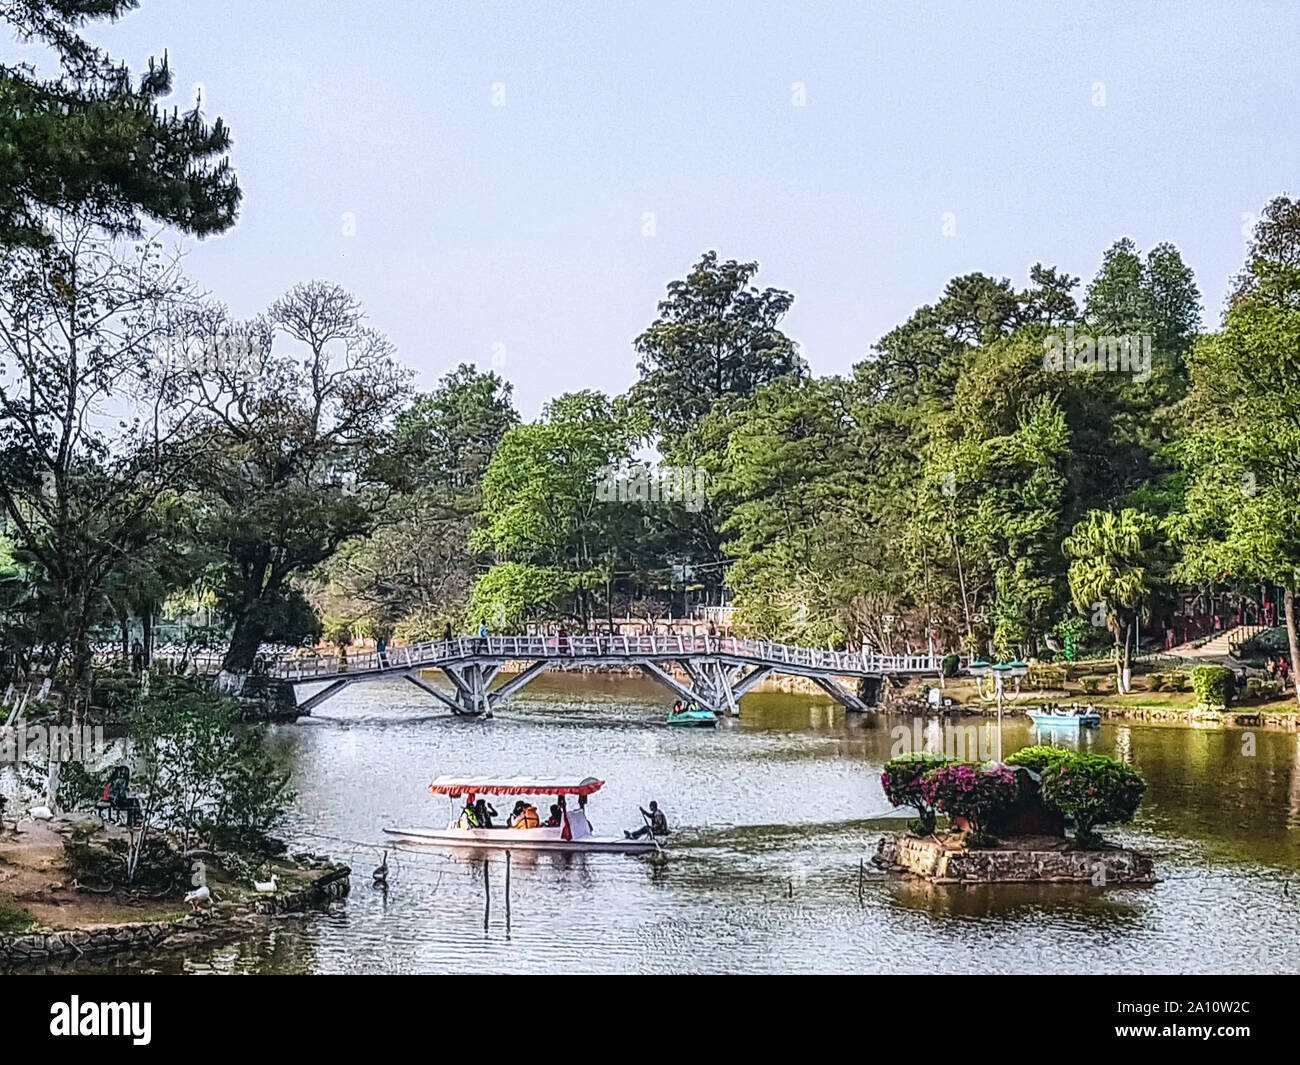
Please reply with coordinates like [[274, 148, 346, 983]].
[[1285, 588, 1300, 708], [1120, 621, 1132, 695], [1108, 617, 1128, 694], [221, 611, 265, 679]]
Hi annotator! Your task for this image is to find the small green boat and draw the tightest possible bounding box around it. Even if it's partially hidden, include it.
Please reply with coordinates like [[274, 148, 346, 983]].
[[667, 706, 718, 728]]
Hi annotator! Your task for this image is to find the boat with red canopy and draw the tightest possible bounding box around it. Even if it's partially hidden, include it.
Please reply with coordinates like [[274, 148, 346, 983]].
[[384, 775, 662, 853]]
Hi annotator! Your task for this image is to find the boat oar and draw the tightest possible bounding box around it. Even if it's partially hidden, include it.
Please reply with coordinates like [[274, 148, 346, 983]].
[[641, 808, 665, 856]]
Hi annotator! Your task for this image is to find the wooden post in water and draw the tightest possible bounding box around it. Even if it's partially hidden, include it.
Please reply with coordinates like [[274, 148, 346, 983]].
[[483, 858, 491, 931], [858, 858, 864, 905], [505, 851, 512, 933]]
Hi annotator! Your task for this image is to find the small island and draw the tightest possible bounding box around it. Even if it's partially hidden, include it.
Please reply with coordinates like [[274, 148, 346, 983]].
[[0, 817, 349, 966], [0, 676, 350, 967], [873, 748, 1156, 885]]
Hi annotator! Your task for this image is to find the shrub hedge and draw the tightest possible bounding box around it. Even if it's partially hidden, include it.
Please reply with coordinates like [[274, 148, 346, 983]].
[[1192, 664, 1234, 708]]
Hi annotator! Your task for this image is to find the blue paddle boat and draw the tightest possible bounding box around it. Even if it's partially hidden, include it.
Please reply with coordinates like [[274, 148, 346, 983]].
[[1027, 705, 1101, 728]]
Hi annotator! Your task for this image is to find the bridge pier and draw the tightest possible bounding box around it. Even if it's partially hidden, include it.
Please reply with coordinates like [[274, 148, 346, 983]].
[[638, 659, 771, 716], [440, 662, 501, 716]]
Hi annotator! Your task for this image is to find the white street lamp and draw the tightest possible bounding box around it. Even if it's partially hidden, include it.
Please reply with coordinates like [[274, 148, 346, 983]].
[[967, 659, 1028, 763]]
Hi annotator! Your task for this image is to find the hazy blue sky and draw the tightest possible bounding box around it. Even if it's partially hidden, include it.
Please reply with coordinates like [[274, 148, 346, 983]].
[[26, 1, 1299, 417]]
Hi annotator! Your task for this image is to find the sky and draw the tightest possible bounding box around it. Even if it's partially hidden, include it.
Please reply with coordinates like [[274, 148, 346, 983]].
[[14, 1, 1299, 419]]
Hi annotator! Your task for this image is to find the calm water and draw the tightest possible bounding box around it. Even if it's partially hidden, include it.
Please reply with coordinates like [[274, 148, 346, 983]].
[[25, 674, 1300, 973]]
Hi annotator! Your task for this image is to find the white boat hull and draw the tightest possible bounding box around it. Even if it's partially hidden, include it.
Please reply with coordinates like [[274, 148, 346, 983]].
[[383, 825, 661, 853], [1028, 712, 1101, 727]]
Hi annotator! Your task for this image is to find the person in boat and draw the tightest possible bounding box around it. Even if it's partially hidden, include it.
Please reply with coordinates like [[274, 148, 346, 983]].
[[475, 798, 497, 828], [671, 700, 684, 716], [543, 803, 563, 827], [625, 800, 668, 839], [458, 800, 481, 829], [509, 801, 541, 829]]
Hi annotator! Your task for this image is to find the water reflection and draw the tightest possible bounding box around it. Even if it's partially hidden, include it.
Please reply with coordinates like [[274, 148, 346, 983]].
[[8, 675, 1300, 974]]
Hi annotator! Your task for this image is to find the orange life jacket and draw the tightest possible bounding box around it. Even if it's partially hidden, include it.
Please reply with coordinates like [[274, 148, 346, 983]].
[[512, 805, 540, 829]]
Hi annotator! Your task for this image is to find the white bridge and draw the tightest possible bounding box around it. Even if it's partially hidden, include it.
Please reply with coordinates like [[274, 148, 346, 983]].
[[188, 634, 945, 716]]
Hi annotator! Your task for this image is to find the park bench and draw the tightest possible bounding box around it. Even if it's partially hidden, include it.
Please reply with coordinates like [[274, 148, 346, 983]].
[[95, 768, 143, 828]]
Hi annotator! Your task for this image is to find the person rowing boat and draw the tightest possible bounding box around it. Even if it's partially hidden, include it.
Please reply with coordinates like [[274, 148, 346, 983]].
[[625, 800, 668, 840]]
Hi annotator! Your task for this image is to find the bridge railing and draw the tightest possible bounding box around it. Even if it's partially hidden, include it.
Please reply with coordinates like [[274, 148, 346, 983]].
[[252, 633, 941, 680]]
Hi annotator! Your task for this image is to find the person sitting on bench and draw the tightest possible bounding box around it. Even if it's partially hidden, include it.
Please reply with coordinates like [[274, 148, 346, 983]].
[[98, 767, 142, 827]]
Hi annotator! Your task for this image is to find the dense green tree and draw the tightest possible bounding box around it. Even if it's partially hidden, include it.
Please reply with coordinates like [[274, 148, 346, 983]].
[[1083, 238, 1201, 416], [472, 391, 643, 629], [312, 364, 518, 638], [630, 251, 804, 450], [712, 375, 895, 647], [0, 1, 240, 246], [1168, 199, 1300, 701]]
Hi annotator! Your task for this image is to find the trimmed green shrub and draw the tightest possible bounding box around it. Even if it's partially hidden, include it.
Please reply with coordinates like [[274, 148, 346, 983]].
[[880, 755, 951, 835], [1166, 671, 1190, 692], [941, 653, 960, 678], [1005, 745, 1072, 775], [1039, 754, 1146, 849], [1192, 664, 1234, 708], [1147, 672, 1166, 692], [1079, 676, 1103, 694]]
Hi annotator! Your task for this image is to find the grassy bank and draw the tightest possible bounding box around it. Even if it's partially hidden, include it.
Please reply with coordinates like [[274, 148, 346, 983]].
[[929, 668, 1299, 719]]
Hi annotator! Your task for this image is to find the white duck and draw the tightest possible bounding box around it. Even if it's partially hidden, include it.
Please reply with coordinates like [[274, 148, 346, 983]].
[[252, 874, 279, 893], [27, 806, 54, 821], [183, 884, 213, 911]]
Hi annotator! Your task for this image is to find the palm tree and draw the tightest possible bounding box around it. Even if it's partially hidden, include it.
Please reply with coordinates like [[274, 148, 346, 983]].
[[1063, 508, 1163, 694]]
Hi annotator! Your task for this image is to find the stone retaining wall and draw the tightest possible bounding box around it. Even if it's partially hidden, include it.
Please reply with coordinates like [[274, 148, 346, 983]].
[[874, 834, 1156, 884], [1100, 705, 1300, 730]]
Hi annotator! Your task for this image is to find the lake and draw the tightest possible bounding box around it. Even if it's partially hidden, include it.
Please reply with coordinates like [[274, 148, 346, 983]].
[[23, 673, 1300, 973]]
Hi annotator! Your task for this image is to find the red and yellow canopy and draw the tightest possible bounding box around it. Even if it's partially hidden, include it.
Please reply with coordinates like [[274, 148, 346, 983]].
[[428, 775, 605, 798]]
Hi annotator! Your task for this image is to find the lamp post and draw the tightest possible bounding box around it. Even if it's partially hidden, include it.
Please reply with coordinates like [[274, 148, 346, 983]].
[[967, 659, 1028, 763]]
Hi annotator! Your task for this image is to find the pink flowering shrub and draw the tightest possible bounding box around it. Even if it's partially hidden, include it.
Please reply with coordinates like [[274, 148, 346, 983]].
[[881, 756, 951, 834], [920, 764, 1020, 836]]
